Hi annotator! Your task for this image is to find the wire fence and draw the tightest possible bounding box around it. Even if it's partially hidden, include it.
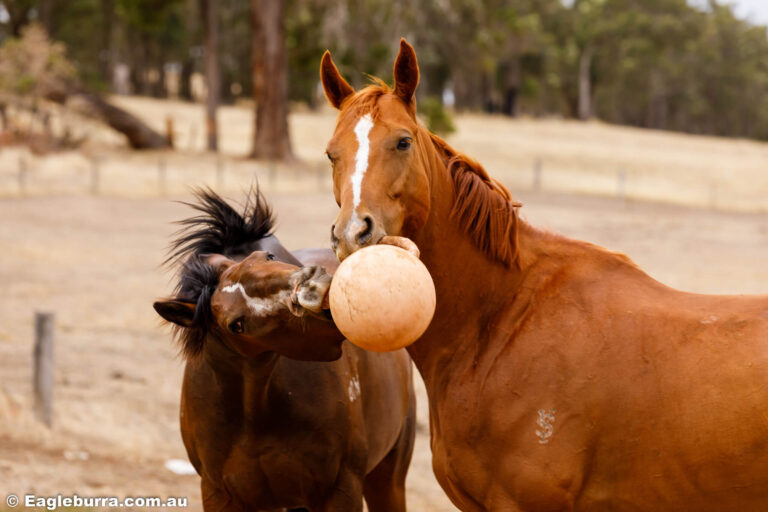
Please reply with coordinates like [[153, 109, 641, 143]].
[[1, 148, 767, 214], [492, 156, 768, 214], [0, 149, 331, 198]]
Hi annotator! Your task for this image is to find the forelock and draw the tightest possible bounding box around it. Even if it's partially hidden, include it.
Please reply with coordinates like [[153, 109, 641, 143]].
[[339, 80, 392, 120]]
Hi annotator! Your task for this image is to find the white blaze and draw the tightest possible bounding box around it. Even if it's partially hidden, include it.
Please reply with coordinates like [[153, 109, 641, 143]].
[[351, 114, 374, 211], [221, 282, 289, 316]]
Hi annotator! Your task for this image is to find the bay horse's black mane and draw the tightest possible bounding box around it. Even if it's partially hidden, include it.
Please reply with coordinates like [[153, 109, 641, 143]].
[[168, 187, 275, 265], [165, 187, 275, 358]]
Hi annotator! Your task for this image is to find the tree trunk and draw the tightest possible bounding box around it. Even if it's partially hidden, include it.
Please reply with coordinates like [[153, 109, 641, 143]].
[[6, 5, 32, 37], [128, 31, 143, 95], [201, 0, 219, 151], [179, 58, 195, 101], [0, 103, 7, 130], [502, 57, 521, 117], [157, 58, 168, 98], [38, 0, 55, 34], [139, 36, 152, 96], [250, 0, 293, 160], [99, 0, 115, 85], [578, 45, 594, 121], [647, 69, 668, 130]]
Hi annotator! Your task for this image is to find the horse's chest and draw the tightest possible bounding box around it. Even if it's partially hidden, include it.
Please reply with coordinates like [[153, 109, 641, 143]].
[[427, 368, 571, 511], [427, 387, 498, 510], [221, 432, 344, 508]]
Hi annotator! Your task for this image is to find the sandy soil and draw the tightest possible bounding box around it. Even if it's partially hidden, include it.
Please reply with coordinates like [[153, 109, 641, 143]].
[[1, 187, 767, 511], [1, 97, 767, 511]]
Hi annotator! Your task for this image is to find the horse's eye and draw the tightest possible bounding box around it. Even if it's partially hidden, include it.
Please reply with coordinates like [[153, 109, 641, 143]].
[[266, 253, 276, 261], [326, 151, 334, 162], [228, 317, 245, 334], [397, 137, 412, 150]]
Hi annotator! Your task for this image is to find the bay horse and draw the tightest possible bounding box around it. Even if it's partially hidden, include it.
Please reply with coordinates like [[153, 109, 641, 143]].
[[153, 189, 415, 512], [319, 39, 768, 511]]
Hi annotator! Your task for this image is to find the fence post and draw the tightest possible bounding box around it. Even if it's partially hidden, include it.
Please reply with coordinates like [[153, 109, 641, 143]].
[[189, 124, 197, 151], [158, 157, 167, 196], [165, 116, 175, 148], [533, 157, 542, 191], [18, 156, 27, 196], [90, 157, 100, 195], [216, 157, 224, 189], [617, 169, 627, 203], [33, 312, 54, 427], [269, 162, 277, 188]]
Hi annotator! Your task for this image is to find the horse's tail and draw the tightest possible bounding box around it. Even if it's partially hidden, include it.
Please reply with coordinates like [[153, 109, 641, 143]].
[[165, 186, 274, 266]]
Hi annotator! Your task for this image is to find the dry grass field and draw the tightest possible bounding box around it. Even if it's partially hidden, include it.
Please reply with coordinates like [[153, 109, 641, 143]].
[[1, 97, 768, 510], [2, 96, 768, 210]]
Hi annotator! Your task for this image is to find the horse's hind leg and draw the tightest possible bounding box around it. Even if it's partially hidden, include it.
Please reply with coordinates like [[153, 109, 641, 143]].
[[363, 393, 417, 512]]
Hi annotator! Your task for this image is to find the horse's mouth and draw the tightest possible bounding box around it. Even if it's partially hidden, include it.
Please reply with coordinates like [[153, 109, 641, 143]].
[[289, 265, 332, 316]]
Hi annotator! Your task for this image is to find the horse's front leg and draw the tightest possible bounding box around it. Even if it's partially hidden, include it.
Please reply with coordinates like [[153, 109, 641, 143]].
[[316, 470, 364, 512], [201, 480, 245, 512]]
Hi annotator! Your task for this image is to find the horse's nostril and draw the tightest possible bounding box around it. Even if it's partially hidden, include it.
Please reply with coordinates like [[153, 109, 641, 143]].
[[330, 224, 339, 249], [356, 215, 374, 245]]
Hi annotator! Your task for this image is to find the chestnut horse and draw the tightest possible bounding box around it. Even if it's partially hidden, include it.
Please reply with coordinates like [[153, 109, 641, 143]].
[[319, 40, 768, 511], [154, 189, 415, 512]]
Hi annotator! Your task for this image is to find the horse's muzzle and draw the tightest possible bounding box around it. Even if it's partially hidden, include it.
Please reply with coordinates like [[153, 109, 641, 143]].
[[289, 266, 332, 314], [332, 213, 384, 260]]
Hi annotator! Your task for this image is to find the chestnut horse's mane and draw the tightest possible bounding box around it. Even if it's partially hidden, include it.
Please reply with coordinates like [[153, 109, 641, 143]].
[[429, 132, 522, 267], [343, 83, 522, 267]]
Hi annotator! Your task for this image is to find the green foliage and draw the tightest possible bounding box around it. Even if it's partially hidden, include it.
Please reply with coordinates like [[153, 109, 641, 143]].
[[4, 0, 768, 140], [0, 23, 75, 100], [420, 97, 456, 136]]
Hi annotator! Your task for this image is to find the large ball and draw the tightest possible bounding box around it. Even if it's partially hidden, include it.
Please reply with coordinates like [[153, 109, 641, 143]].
[[329, 244, 436, 352]]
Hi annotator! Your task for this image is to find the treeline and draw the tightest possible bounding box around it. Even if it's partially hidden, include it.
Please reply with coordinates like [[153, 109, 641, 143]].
[[3, 0, 768, 141]]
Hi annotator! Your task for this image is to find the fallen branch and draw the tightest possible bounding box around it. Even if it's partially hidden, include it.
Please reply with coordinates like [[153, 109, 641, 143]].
[[45, 86, 171, 150]]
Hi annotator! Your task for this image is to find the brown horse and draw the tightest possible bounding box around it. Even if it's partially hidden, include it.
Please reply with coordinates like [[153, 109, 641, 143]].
[[154, 189, 415, 512], [319, 40, 768, 511]]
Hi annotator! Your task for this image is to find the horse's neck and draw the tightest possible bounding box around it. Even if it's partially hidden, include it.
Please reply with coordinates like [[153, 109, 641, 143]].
[[408, 142, 539, 387], [202, 337, 280, 417]]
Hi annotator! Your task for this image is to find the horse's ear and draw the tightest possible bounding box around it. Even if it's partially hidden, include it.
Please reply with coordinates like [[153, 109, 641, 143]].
[[320, 51, 354, 109], [154, 300, 196, 328], [393, 38, 419, 106], [204, 253, 235, 275]]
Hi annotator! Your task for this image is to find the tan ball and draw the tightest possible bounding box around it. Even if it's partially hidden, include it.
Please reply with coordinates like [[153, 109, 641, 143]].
[[329, 244, 436, 352]]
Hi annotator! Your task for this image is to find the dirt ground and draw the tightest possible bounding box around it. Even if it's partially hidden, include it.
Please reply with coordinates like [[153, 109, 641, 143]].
[[1, 186, 767, 511]]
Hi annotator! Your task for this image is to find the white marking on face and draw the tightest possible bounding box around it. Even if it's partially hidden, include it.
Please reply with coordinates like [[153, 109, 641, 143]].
[[701, 315, 718, 325], [536, 408, 556, 444], [351, 114, 374, 212], [221, 282, 289, 316]]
